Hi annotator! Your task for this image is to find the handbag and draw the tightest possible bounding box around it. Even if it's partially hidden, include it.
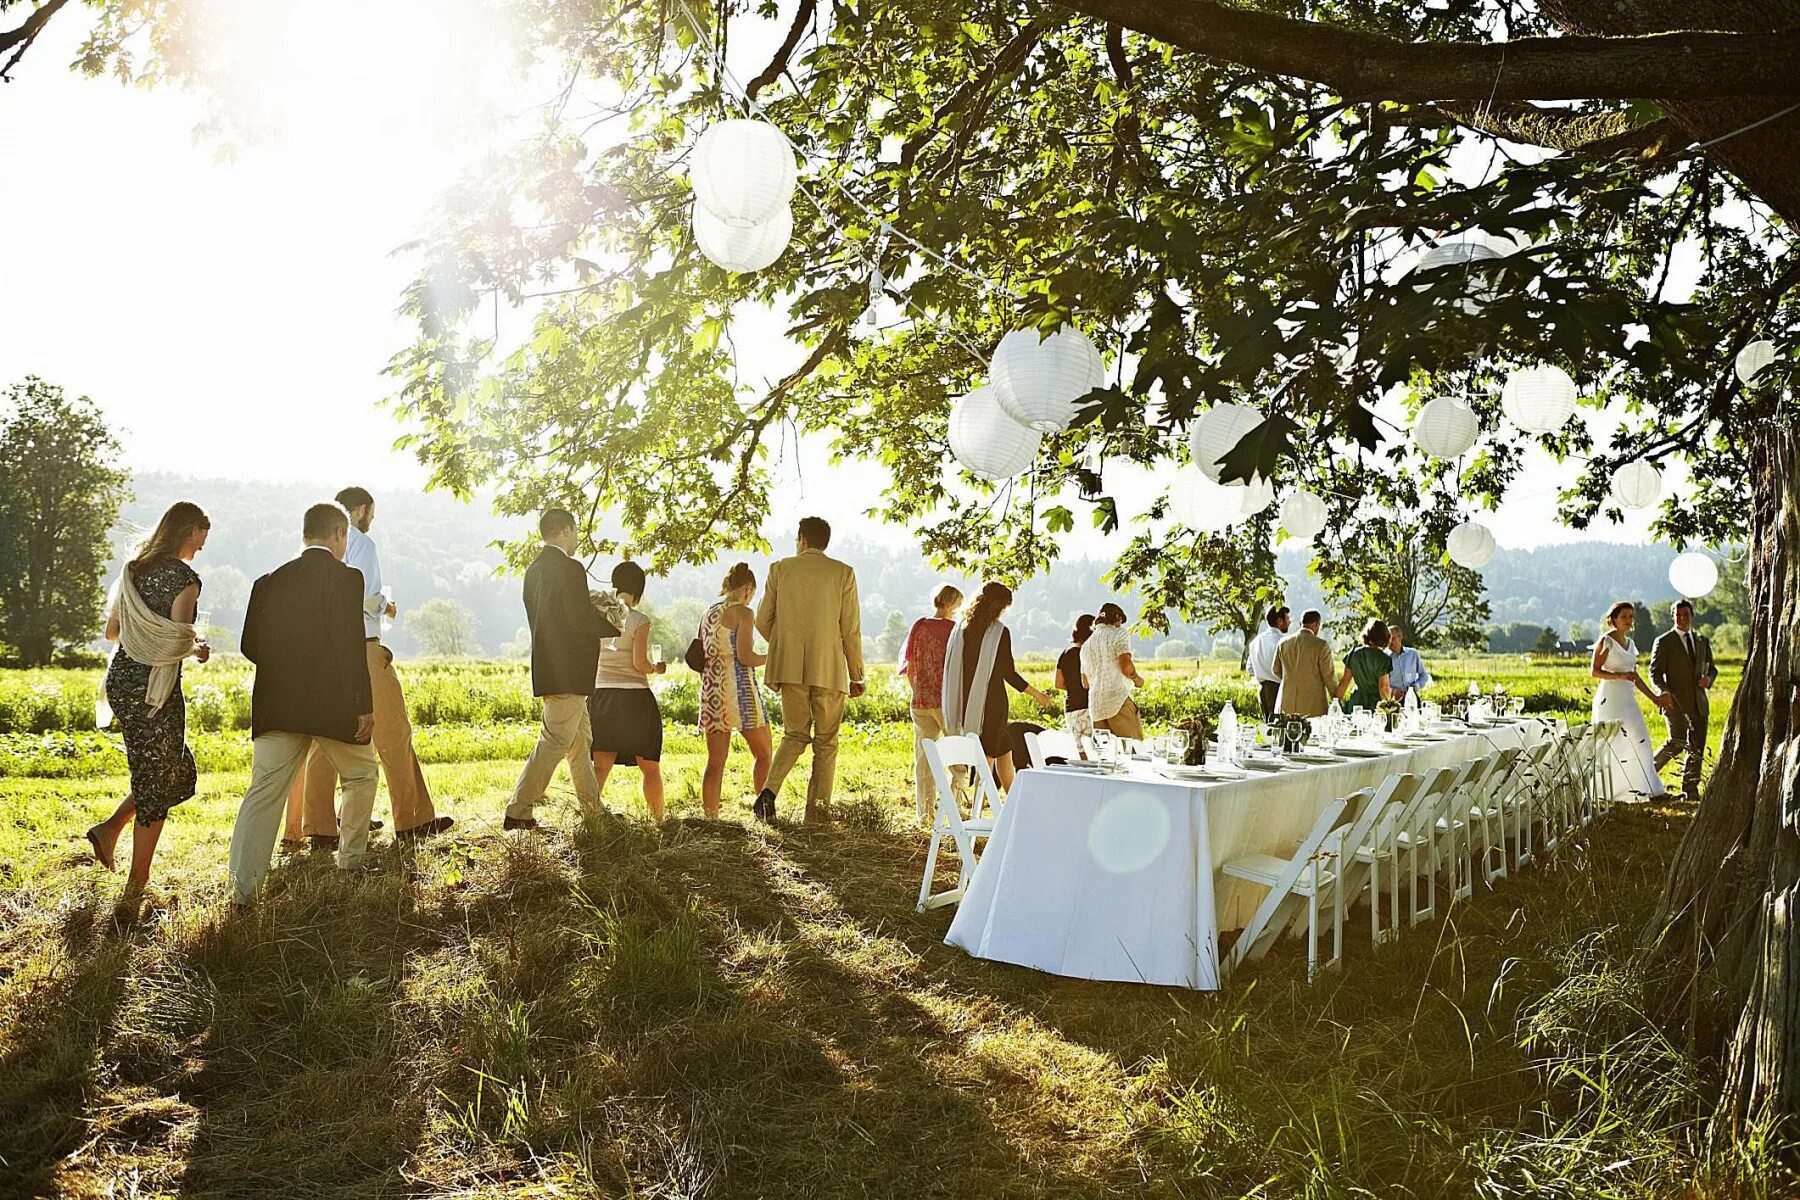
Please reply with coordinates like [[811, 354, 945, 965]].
[[684, 616, 707, 673]]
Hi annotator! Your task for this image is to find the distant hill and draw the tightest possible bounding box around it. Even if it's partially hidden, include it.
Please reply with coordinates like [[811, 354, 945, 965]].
[[113, 473, 1696, 659]]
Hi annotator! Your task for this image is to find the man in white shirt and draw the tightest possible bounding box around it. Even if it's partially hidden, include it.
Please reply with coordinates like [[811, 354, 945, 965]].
[[1245, 605, 1290, 720], [283, 487, 453, 846]]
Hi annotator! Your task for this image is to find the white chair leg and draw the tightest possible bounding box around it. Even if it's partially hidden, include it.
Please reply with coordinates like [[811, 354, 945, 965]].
[[1306, 890, 1319, 981], [916, 829, 943, 912]]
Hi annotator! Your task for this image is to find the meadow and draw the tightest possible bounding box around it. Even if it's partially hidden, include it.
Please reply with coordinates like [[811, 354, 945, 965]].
[[0, 654, 1781, 1198]]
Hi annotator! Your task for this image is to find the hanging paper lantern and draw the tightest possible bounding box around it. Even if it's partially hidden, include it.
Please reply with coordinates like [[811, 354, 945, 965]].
[[1446, 520, 1496, 569], [1238, 475, 1276, 518], [692, 202, 791, 273], [690, 119, 798, 229], [1412, 396, 1479, 459], [1410, 239, 1503, 314], [1610, 459, 1662, 510], [1501, 364, 1578, 434], [948, 386, 1040, 481], [1170, 469, 1268, 533], [991, 326, 1104, 433], [1736, 340, 1777, 386], [1188, 403, 1265, 483], [1277, 489, 1328, 541], [1669, 552, 1718, 598]]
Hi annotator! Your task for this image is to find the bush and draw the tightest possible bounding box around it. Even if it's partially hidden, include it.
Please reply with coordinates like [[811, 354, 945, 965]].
[[1154, 640, 1197, 659]]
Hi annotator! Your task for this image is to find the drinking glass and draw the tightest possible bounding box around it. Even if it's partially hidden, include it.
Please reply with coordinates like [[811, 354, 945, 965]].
[[1165, 729, 1188, 765], [1091, 729, 1117, 765], [1510, 696, 1526, 717], [651, 642, 665, 667], [380, 587, 395, 636], [194, 609, 212, 664]]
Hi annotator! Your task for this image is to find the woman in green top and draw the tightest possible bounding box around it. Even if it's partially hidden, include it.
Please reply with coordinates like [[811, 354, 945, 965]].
[[1337, 619, 1394, 712]]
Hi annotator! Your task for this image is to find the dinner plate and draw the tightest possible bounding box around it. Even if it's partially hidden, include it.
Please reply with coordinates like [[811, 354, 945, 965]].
[[1041, 761, 1112, 774], [1158, 765, 1231, 781], [1380, 739, 1414, 749], [1287, 751, 1339, 765], [1240, 758, 1298, 772], [1332, 746, 1388, 758]]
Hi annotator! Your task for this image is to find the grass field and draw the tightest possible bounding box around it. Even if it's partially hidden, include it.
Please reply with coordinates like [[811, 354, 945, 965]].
[[1, 656, 1784, 1198]]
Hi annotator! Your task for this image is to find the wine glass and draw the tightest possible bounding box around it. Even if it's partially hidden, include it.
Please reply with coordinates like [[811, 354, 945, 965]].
[[1091, 728, 1117, 765], [1165, 729, 1189, 765], [194, 609, 213, 663], [651, 642, 665, 668]]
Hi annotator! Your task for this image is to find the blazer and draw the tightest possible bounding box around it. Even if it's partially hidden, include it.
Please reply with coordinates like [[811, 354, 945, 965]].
[[755, 548, 864, 693], [1273, 628, 1338, 718], [523, 546, 616, 697], [1650, 627, 1714, 717], [242, 547, 373, 743]]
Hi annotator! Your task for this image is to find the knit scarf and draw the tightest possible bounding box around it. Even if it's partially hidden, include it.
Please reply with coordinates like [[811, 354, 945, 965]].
[[107, 567, 197, 714], [942, 621, 1001, 738]]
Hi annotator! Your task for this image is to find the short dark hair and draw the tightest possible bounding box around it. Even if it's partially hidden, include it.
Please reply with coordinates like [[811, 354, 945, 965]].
[[335, 486, 374, 512], [1097, 602, 1128, 626], [1266, 605, 1290, 628], [1301, 609, 1323, 628], [611, 560, 647, 599], [1674, 599, 1695, 614], [1071, 612, 1096, 644], [540, 508, 576, 538], [303, 502, 349, 541], [1362, 618, 1390, 648], [798, 516, 831, 549]]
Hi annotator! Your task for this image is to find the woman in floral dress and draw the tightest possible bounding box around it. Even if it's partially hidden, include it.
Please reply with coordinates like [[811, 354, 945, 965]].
[[698, 562, 771, 818], [86, 502, 212, 894]]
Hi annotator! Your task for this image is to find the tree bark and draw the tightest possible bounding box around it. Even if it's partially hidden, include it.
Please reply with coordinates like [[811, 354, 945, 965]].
[[1648, 420, 1800, 1145]]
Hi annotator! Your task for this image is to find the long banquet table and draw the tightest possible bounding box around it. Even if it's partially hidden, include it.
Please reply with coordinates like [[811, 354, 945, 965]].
[[944, 720, 1553, 991]]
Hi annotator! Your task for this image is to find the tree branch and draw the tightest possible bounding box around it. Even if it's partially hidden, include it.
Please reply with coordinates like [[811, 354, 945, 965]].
[[0, 0, 73, 82], [1390, 101, 1683, 158], [1051, 1, 1800, 102], [745, 0, 816, 100]]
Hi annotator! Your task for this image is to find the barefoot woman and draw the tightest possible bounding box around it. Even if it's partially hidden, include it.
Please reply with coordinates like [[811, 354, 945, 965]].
[[86, 502, 212, 893]]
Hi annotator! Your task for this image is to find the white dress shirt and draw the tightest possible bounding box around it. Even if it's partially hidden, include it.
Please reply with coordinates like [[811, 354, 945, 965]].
[[342, 525, 385, 639], [1245, 625, 1284, 683]]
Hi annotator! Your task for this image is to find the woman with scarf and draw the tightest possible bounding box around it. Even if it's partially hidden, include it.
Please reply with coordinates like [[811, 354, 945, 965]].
[[942, 582, 1054, 791], [85, 501, 212, 895]]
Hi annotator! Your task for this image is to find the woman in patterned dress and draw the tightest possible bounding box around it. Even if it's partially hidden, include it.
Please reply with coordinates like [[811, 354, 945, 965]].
[[699, 562, 771, 818], [86, 502, 212, 894]]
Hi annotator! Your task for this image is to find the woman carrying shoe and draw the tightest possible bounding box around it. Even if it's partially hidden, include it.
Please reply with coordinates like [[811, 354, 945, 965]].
[[698, 563, 773, 818]]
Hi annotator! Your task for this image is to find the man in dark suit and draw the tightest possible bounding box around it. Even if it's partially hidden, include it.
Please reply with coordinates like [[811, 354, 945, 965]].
[[227, 503, 379, 905], [1651, 598, 1716, 802], [506, 507, 617, 829]]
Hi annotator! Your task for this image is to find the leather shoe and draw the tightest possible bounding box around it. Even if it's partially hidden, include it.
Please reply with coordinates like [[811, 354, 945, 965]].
[[502, 816, 541, 832], [307, 834, 340, 851], [396, 816, 456, 842], [753, 789, 777, 823]]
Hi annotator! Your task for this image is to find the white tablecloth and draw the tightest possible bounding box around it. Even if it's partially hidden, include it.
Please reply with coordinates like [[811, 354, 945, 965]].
[[944, 721, 1550, 990]]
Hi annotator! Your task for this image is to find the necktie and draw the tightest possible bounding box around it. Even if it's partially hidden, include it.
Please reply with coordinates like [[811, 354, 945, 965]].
[[1684, 631, 1693, 659]]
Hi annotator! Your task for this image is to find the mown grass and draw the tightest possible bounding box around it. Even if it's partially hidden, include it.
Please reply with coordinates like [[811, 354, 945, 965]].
[[0, 663, 1782, 1198]]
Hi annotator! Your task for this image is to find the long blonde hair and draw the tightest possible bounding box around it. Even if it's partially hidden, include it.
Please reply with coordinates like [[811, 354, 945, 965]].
[[129, 502, 210, 576]]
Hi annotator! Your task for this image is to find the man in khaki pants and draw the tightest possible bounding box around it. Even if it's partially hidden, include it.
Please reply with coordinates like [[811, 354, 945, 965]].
[[754, 517, 864, 824], [282, 487, 453, 847]]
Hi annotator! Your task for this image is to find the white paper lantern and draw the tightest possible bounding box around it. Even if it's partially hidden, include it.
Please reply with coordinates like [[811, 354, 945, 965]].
[[1501, 364, 1578, 434], [1410, 239, 1503, 313], [948, 386, 1040, 481], [990, 326, 1104, 433], [1610, 459, 1662, 510], [692, 202, 791, 273], [1278, 489, 1328, 541], [1669, 551, 1718, 598], [1736, 340, 1777, 386], [1170, 469, 1268, 533], [1188, 403, 1265, 483], [1446, 520, 1496, 569], [1412, 396, 1480, 459], [690, 119, 798, 229]]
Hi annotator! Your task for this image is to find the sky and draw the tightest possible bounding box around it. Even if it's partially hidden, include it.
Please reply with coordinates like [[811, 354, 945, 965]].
[[0, 1, 1664, 557]]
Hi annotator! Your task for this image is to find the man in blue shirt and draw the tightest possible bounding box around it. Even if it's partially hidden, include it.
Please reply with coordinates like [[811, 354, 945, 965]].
[[1387, 624, 1432, 703]]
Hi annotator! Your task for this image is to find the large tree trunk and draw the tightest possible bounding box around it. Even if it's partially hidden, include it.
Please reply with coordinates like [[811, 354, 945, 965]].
[[1648, 421, 1800, 1143]]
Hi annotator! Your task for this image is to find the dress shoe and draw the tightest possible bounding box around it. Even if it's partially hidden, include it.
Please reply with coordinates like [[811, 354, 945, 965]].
[[307, 834, 340, 851], [396, 815, 456, 842], [502, 816, 541, 832], [753, 789, 777, 823]]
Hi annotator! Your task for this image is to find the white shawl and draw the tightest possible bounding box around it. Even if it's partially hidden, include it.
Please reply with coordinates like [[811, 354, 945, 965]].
[[107, 567, 197, 714], [942, 620, 1002, 738]]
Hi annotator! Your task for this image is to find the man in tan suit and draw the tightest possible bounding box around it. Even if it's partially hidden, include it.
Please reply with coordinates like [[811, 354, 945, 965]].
[[754, 516, 865, 824], [1273, 609, 1337, 718]]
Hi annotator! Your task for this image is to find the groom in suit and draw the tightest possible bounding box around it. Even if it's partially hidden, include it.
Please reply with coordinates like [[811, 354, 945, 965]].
[[1651, 598, 1715, 802], [228, 503, 379, 906]]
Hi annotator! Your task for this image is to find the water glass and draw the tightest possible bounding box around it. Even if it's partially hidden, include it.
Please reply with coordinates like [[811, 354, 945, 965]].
[[1091, 729, 1117, 765], [1164, 729, 1188, 765], [651, 642, 665, 667]]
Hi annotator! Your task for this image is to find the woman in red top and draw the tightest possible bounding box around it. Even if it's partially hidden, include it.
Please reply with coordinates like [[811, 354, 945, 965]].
[[898, 585, 963, 822]]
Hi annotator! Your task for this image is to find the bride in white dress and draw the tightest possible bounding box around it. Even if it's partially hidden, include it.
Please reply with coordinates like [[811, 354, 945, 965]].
[[1590, 601, 1673, 800]]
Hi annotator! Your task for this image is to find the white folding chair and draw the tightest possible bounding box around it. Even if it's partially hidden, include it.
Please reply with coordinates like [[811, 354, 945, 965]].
[[1465, 747, 1521, 888], [1398, 766, 1460, 927], [915, 735, 1004, 912], [1222, 798, 1349, 980], [1434, 757, 1485, 905], [1503, 739, 1553, 872], [1344, 772, 1422, 947], [1024, 728, 1080, 768], [1587, 719, 1624, 818]]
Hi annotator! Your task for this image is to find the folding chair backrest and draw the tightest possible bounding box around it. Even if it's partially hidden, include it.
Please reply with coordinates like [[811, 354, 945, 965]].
[[1366, 771, 1421, 842], [1027, 728, 1079, 768], [927, 733, 1005, 823]]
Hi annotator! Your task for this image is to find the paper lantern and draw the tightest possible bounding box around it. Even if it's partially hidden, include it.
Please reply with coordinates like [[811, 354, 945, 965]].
[[1170, 469, 1269, 532], [1188, 403, 1265, 483], [1736, 340, 1777, 386], [1410, 239, 1503, 313], [1446, 520, 1496, 569], [1238, 475, 1276, 518], [1412, 396, 1479, 459], [1278, 489, 1328, 541], [1501, 364, 1578, 434], [690, 119, 798, 228], [692, 202, 790, 273], [991, 326, 1104, 433], [1669, 552, 1718, 598], [948, 386, 1040, 481], [1610, 459, 1661, 510]]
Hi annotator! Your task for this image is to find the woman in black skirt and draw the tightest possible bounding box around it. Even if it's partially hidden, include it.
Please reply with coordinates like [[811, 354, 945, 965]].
[[589, 562, 668, 819]]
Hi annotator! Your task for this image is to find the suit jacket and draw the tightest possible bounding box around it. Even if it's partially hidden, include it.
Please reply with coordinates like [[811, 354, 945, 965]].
[[242, 547, 373, 742], [523, 546, 616, 697], [755, 549, 864, 692], [1273, 628, 1337, 718], [1651, 627, 1714, 718]]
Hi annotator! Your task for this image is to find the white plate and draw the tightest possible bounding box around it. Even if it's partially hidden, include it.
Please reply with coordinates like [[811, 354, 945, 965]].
[[1041, 761, 1112, 774], [1332, 746, 1389, 758], [1287, 752, 1340, 764], [1240, 758, 1298, 772], [1158, 765, 1228, 781]]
